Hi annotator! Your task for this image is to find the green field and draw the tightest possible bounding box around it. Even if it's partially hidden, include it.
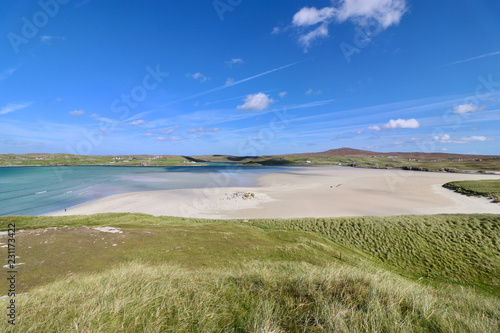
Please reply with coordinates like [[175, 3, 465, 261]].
[[0, 153, 192, 167], [1, 213, 499, 332], [2, 149, 500, 173], [444, 179, 500, 203]]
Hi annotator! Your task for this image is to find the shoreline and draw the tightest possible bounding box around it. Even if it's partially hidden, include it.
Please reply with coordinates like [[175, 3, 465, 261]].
[[50, 166, 500, 219], [2, 163, 500, 175]]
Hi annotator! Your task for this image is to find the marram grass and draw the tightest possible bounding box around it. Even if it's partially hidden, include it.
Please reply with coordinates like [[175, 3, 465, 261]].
[[2, 261, 499, 333], [1, 213, 499, 331], [443, 179, 500, 203]]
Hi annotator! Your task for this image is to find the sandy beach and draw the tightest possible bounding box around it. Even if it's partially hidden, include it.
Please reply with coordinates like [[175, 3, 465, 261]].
[[50, 166, 500, 219]]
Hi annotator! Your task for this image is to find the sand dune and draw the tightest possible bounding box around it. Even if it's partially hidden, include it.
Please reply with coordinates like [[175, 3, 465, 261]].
[[50, 166, 500, 218]]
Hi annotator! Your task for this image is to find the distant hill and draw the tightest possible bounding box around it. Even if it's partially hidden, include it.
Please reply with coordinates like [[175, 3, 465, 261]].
[[278, 147, 496, 161]]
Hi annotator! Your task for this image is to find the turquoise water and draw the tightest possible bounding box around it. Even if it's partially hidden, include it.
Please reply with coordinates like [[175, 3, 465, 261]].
[[0, 165, 290, 216]]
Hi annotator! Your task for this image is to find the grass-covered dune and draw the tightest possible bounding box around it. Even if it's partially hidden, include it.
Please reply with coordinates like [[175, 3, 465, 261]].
[[1, 213, 499, 332], [444, 179, 500, 203], [6, 262, 500, 333]]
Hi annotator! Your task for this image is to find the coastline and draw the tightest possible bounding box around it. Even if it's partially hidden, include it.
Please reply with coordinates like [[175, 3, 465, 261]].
[[3, 162, 500, 174], [50, 166, 500, 219]]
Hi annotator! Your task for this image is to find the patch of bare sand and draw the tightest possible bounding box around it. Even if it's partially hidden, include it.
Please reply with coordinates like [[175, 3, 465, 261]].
[[49, 167, 500, 218]]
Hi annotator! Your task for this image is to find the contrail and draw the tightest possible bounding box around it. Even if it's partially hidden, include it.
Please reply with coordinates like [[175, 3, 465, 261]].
[[167, 61, 302, 105], [445, 51, 500, 66]]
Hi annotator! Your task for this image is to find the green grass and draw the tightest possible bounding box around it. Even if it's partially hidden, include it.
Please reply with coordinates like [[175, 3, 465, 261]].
[[246, 215, 500, 293], [444, 179, 500, 203], [1, 213, 499, 331], [2, 152, 500, 172], [4, 262, 500, 332], [0, 153, 192, 167], [241, 155, 500, 172]]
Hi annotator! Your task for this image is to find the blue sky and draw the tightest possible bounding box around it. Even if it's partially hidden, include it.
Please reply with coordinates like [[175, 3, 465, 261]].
[[1, 0, 500, 156]]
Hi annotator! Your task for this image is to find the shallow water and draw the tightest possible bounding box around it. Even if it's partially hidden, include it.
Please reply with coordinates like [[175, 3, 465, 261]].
[[0, 165, 291, 216]]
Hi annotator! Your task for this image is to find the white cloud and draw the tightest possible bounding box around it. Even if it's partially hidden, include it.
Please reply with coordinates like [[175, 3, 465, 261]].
[[434, 133, 494, 144], [69, 110, 85, 116], [367, 125, 381, 131], [289, 0, 407, 50], [129, 120, 145, 126], [356, 130, 363, 135], [155, 136, 183, 142], [433, 134, 451, 142], [237, 92, 274, 111], [186, 72, 209, 82], [292, 7, 335, 27], [187, 127, 220, 134], [279, 91, 288, 98], [225, 78, 234, 86], [299, 23, 329, 49], [226, 58, 244, 66], [452, 103, 484, 114], [382, 118, 420, 129], [367, 118, 419, 131], [91, 113, 99, 118], [334, 0, 407, 28], [0, 102, 32, 115]]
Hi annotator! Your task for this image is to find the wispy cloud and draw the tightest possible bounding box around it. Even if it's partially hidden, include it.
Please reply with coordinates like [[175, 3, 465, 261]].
[[155, 136, 183, 142], [305, 89, 322, 95], [40, 35, 66, 44], [446, 51, 500, 66], [0, 68, 16, 82], [69, 110, 85, 116], [0, 102, 32, 115], [146, 126, 179, 136], [299, 23, 329, 50], [129, 120, 146, 125], [434, 134, 494, 144], [186, 72, 210, 82], [226, 58, 244, 66], [187, 127, 220, 134], [367, 125, 381, 131]]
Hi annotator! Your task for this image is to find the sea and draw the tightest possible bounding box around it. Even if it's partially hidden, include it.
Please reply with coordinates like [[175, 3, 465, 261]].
[[0, 164, 291, 216]]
